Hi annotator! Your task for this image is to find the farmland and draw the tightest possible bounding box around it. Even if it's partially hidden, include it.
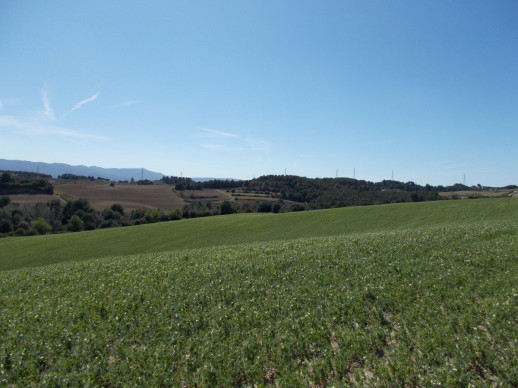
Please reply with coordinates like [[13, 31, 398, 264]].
[[0, 198, 517, 386], [6, 182, 233, 212], [224, 188, 280, 203], [2, 193, 60, 206], [439, 188, 518, 199], [54, 183, 186, 211], [1, 198, 516, 271], [5, 173, 517, 239], [179, 189, 232, 203]]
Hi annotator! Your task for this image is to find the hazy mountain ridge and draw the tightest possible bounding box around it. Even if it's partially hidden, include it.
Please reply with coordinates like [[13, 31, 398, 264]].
[[0, 159, 164, 182], [0, 159, 236, 182]]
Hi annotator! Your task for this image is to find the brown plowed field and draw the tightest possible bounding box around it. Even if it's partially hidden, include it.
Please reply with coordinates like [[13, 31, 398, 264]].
[[54, 183, 186, 211], [8, 194, 62, 206], [7, 184, 234, 212]]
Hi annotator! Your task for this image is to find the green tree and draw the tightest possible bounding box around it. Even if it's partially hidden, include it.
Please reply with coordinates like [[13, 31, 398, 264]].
[[258, 202, 273, 213], [144, 209, 163, 223], [220, 201, 234, 215], [110, 203, 124, 215], [0, 218, 12, 233], [82, 213, 97, 230], [0, 196, 10, 208], [169, 208, 182, 220], [1, 172, 12, 183], [62, 198, 93, 224], [70, 214, 84, 232], [30, 218, 52, 235]]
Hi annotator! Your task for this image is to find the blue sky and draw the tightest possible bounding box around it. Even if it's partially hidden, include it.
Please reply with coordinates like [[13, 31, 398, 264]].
[[1, 1, 516, 186]]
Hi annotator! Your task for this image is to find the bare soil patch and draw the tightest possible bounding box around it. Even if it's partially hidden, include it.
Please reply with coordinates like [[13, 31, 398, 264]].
[[54, 183, 186, 211]]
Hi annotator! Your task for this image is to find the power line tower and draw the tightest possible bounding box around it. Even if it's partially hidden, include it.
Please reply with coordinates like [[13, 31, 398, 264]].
[[141, 168, 144, 181]]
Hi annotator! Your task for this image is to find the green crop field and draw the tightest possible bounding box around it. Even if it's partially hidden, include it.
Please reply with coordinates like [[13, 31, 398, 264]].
[[1, 198, 517, 271], [0, 198, 517, 386]]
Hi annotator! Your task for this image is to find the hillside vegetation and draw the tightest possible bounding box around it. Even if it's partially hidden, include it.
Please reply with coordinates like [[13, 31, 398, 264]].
[[0, 198, 517, 386], [0, 172, 53, 195], [4, 172, 515, 238], [0, 198, 516, 271]]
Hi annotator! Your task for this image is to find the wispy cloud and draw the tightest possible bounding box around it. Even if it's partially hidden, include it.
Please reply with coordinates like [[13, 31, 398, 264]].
[[0, 100, 3, 110], [41, 90, 56, 120], [110, 100, 141, 109], [198, 127, 240, 138], [70, 93, 99, 113], [197, 126, 271, 153], [0, 86, 110, 142], [245, 137, 271, 152], [0, 115, 111, 140], [202, 144, 245, 152]]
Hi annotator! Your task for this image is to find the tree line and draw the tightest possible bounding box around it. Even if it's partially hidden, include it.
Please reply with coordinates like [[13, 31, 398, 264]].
[[0, 196, 241, 237], [196, 175, 445, 208], [0, 172, 54, 195]]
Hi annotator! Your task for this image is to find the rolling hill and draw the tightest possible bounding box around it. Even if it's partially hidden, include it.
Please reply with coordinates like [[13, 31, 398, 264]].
[[0, 197, 516, 271], [0, 198, 516, 386]]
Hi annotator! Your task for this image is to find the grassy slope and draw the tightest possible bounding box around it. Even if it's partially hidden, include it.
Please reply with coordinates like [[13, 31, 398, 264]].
[[1, 220, 517, 386], [1, 198, 517, 271]]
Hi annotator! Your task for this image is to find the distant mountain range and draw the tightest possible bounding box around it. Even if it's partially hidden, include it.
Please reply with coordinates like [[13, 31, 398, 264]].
[[0, 159, 237, 182], [0, 159, 164, 182]]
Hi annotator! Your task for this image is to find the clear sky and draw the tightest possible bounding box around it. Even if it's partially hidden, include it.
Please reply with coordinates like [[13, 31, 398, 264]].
[[1, 1, 517, 186]]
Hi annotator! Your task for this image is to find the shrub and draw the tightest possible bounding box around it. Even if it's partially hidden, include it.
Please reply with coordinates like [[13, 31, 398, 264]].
[[130, 209, 145, 220], [30, 218, 52, 235], [0, 217, 12, 233], [144, 209, 163, 223], [110, 204, 124, 215], [82, 213, 97, 230], [0, 196, 10, 208], [170, 208, 182, 221], [69, 215, 84, 232], [14, 228, 26, 236], [290, 203, 305, 212], [100, 220, 114, 229], [221, 201, 234, 215], [258, 202, 273, 213]]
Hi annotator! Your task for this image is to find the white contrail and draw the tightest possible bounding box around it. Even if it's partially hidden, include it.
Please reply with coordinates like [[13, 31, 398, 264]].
[[70, 92, 99, 113]]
